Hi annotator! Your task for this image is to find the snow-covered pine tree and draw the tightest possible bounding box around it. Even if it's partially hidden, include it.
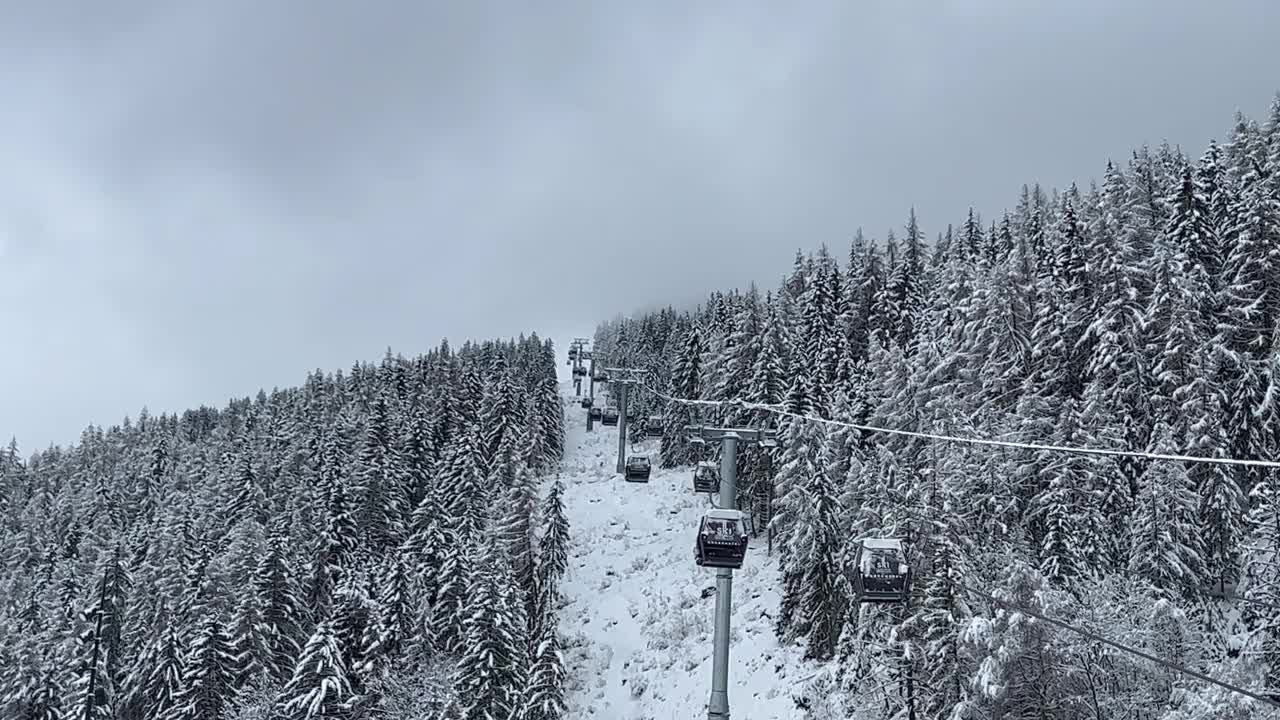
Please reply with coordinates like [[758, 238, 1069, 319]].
[[371, 550, 414, 663], [661, 327, 704, 468], [169, 616, 237, 720], [452, 533, 524, 720], [1029, 399, 1107, 584], [1130, 422, 1207, 596], [274, 619, 353, 719], [519, 605, 566, 720], [772, 409, 823, 641], [254, 527, 304, 685], [426, 515, 469, 654], [797, 435, 845, 660], [501, 450, 540, 625], [535, 477, 570, 622], [350, 397, 408, 552]]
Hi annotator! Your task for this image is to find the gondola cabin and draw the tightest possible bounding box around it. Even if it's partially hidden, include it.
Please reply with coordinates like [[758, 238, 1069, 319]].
[[695, 509, 749, 569], [580, 397, 593, 409], [601, 408, 619, 426], [645, 415, 664, 438], [693, 461, 720, 494], [572, 366, 587, 377], [624, 456, 651, 482], [852, 538, 911, 603], [588, 407, 603, 421]]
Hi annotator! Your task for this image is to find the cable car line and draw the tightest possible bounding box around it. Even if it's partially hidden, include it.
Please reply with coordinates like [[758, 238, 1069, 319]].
[[955, 581, 1280, 711], [643, 381, 1280, 609], [637, 383, 1280, 470]]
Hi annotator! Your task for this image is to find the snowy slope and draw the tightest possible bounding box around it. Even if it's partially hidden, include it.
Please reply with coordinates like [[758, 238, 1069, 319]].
[[554, 383, 814, 719]]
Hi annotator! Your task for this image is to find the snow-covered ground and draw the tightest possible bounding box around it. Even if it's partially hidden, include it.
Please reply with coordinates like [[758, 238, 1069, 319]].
[[554, 383, 812, 719]]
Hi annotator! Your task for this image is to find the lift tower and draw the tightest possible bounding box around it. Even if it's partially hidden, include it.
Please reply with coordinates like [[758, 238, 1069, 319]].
[[685, 424, 778, 720], [602, 366, 646, 474], [567, 337, 590, 396]]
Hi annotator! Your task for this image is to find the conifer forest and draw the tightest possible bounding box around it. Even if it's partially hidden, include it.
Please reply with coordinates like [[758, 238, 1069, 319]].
[[0, 337, 570, 719], [6, 89, 1280, 719]]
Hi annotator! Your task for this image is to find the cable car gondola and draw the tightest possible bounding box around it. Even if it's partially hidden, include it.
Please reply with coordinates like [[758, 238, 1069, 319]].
[[601, 408, 619, 426], [644, 415, 664, 438], [695, 509, 749, 569], [572, 366, 587, 377], [693, 461, 720, 494], [588, 407, 602, 421], [580, 397, 593, 409], [852, 538, 911, 604], [624, 456, 651, 482]]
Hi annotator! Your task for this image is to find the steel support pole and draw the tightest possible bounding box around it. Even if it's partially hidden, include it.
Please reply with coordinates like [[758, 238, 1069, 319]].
[[574, 354, 582, 397], [616, 382, 629, 474], [588, 356, 596, 399], [708, 433, 738, 720]]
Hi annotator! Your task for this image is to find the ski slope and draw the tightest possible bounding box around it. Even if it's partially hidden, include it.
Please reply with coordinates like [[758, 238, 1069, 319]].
[[554, 384, 813, 719]]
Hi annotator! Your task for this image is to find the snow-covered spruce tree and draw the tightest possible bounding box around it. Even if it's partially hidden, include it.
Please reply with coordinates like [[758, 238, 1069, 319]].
[[534, 477, 570, 628], [350, 397, 408, 553], [1244, 335, 1280, 688], [116, 605, 182, 720], [169, 615, 237, 720], [66, 545, 132, 720], [425, 514, 469, 654], [451, 533, 524, 720], [253, 528, 304, 685], [1129, 422, 1207, 596], [661, 327, 704, 468], [771, 409, 824, 642], [400, 396, 438, 519], [439, 421, 489, 546], [532, 372, 565, 472], [1028, 399, 1107, 584], [274, 619, 353, 719], [499, 436, 540, 625], [331, 574, 379, 690], [796, 435, 845, 660], [482, 353, 524, 474], [518, 604, 567, 720]]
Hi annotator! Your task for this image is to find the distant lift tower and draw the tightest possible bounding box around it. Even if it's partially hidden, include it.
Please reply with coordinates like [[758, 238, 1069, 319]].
[[587, 352, 598, 400], [567, 337, 590, 396], [685, 423, 777, 720], [602, 366, 646, 474]]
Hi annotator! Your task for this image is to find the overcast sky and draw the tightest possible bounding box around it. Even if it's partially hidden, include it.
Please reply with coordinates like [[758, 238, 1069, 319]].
[[1, 0, 1277, 452]]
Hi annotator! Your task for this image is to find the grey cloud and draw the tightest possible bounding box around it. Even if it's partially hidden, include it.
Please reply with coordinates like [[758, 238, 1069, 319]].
[[2, 0, 1278, 450]]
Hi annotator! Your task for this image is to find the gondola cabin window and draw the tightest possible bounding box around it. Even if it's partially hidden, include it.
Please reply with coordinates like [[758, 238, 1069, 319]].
[[861, 548, 901, 576], [706, 519, 736, 540]]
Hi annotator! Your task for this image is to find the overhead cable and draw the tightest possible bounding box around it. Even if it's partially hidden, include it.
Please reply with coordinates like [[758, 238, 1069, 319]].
[[640, 383, 1280, 470]]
